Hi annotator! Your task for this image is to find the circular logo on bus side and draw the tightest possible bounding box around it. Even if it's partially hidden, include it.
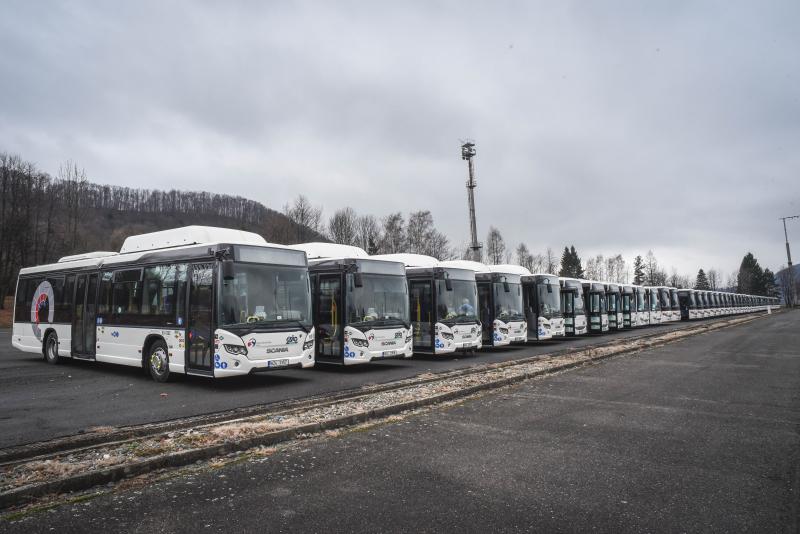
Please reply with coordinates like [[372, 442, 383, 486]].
[[30, 281, 54, 324]]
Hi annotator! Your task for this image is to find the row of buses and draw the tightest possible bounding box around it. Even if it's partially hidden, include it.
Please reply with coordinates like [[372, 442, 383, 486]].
[[11, 227, 779, 381]]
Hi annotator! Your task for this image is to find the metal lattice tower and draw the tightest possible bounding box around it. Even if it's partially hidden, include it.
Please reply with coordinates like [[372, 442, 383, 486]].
[[461, 141, 482, 261], [780, 214, 799, 306]]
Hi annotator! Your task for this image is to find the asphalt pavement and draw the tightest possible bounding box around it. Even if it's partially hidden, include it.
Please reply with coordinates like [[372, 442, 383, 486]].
[[0, 317, 768, 448], [3, 310, 797, 532]]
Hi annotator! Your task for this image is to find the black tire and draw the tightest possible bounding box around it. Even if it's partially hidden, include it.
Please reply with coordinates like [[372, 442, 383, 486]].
[[147, 340, 171, 382], [44, 332, 60, 365]]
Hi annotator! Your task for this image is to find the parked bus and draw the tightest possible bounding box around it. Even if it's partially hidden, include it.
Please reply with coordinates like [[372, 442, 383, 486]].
[[12, 226, 315, 381], [289, 243, 412, 365], [521, 273, 564, 341], [560, 278, 588, 336], [441, 261, 527, 347], [371, 254, 481, 354], [658, 287, 673, 322], [636, 285, 650, 326], [646, 287, 662, 324], [677, 289, 698, 320], [621, 284, 635, 328], [582, 280, 609, 334], [605, 283, 623, 330]]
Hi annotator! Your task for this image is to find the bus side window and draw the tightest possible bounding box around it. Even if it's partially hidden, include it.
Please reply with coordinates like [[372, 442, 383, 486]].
[[14, 279, 33, 323], [98, 271, 112, 323], [111, 269, 143, 325]]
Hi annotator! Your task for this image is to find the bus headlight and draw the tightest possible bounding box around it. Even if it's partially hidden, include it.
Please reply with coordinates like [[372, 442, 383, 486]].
[[351, 338, 369, 348], [224, 344, 248, 356], [303, 340, 314, 350]]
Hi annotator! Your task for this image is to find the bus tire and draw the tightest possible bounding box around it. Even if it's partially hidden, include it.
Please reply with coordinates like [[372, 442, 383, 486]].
[[147, 339, 171, 383], [44, 332, 60, 365]]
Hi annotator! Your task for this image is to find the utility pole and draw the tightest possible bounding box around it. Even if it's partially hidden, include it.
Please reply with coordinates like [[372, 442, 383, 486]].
[[780, 214, 799, 306], [461, 141, 482, 262]]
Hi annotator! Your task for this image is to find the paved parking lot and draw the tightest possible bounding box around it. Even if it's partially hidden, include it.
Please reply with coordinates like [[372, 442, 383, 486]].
[[0, 318, 757, 448], [4, 311, 796, 532]]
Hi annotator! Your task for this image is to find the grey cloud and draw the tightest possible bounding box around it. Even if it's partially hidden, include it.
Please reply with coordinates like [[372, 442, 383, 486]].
[[1, 0, 798, 276]]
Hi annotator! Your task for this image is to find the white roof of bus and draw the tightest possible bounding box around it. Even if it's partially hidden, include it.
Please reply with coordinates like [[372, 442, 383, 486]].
[[288, 242, 369, 260], [370, 253, 438, 268], [120, 226, 266, 253], [438, 260, 489, 272], [490, 264, 532, 276], [18, 226, 298, 275]]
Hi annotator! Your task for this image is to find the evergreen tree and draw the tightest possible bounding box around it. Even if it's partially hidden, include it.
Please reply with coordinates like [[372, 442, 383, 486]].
[[695, 269, 710, 290], [737, 252, 765, 294], [572, 246, 585, 278], [558, 247, 571, 277], [762, 268, 778, 298], [558, 245, 584, 278], [633, 255, 644, 285]]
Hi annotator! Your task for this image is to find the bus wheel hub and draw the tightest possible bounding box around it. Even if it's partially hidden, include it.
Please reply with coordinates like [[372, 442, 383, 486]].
[[150, 349, 167, 372]]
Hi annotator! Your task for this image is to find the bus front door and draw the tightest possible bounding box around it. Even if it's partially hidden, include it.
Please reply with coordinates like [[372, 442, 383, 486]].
[[71, 273, 98, 359], [187, 263, 214, 373]]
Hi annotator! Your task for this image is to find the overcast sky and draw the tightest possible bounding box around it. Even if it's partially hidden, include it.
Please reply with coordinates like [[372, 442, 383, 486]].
[[1, 1, 798, 278]]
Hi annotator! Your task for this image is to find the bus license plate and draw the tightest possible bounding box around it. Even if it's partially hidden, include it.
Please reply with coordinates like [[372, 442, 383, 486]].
[[267, 359, 289, 368], [382, 350, 397, 357]]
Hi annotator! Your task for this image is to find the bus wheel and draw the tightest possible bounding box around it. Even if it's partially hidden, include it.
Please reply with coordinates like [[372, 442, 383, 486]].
[[147, 340, 171, 382], [44, 333, 60, 365]]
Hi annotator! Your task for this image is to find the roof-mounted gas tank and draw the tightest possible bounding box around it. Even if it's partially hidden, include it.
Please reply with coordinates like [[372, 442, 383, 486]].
[[119, 225, 267, 254]]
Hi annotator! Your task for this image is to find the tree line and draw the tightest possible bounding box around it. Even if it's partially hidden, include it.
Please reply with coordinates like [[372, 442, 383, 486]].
[[0, 153, 321, 306]]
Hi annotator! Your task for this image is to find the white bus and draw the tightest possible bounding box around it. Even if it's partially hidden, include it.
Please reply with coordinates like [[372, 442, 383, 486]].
[[289, 243, 413, 365], [439, 261, 527, 347], [371, 254, 482, 355], [12, 226, 315, 381]]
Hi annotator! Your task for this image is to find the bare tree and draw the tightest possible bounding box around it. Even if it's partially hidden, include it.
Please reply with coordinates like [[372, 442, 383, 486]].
[[545, 247, 558, 274], [380, 212, 406, 254], [530, 253, 545, 273], [707, 269, 719, 290], [485, 227, 505, 265], [355, 214, 381, 254], [516, 243, 530, 268], [283, 194, 323, 242], [327, 207, 358, 246]]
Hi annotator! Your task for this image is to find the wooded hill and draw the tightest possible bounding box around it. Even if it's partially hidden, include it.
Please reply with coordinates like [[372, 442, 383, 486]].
[[0, 153, 325, 306]]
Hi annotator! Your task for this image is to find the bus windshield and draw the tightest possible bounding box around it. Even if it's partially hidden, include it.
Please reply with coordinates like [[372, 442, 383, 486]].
[[436, 279, 478, 324], [493, 282, 524, 322], [589, 293, 601, 313], [650, 292, 660, 311], [607, 293, 618, 312], [636, 291, 645, 312], [536, 281, 561, 319], [220, 263, 311, 328], [347, 273, 408, 328], [574, 290, 585, 314], [622, 294, 631, 312]]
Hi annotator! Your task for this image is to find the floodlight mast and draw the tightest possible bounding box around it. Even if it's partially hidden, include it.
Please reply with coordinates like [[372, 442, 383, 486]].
[[780, 214, 799, 306], [461, 141, 482, 262]]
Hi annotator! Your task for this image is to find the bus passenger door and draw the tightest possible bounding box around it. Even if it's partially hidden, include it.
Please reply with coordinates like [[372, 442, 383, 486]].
[[316, 274, 342, 359], [70, 273, 98, 358], [187, 263, 214, 373], [409, 280, 432, 350]]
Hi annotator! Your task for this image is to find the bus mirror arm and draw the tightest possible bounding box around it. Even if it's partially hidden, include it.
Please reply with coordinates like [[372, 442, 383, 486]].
[[222, 260, 235, 281]]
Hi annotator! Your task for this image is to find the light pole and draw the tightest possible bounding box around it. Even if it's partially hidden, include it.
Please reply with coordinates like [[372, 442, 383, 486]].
[[780, 214, 799, 306]]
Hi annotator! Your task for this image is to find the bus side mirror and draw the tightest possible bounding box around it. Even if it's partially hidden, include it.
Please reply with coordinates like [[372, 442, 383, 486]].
[[503, 281, 510, 293], [445, 277, 453, 291], [354, 272, 363, 288], [222, 261, 235, 281]]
